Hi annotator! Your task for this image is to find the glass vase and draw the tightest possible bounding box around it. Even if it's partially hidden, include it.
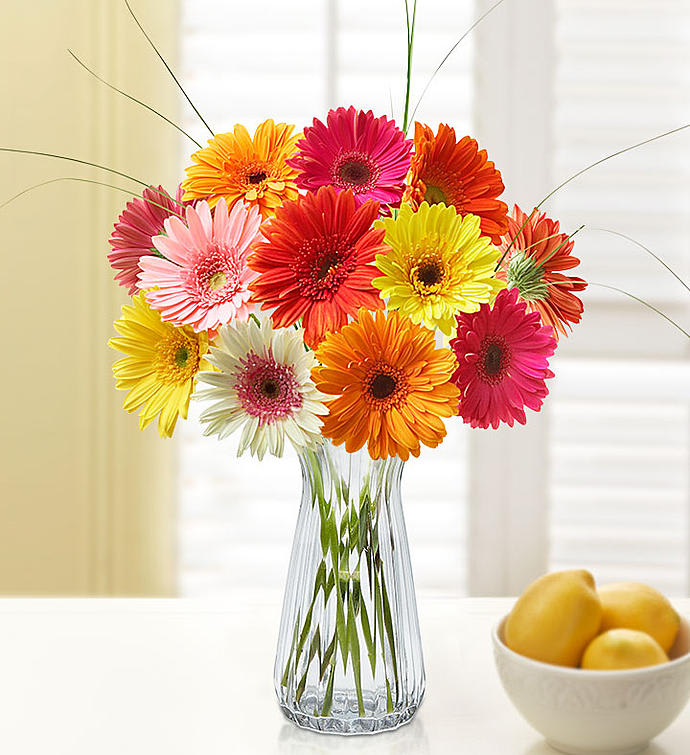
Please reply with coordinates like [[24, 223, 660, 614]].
[[274, 439, 425, 734]]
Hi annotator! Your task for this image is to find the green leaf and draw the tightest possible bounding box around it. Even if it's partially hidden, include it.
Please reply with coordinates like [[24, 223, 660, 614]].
[[294, 603, 314, 668], [321, 660, 336, 717], [320, 635, 337, 681], [360, 596, 376, 676], [381, 577, 399, 697], [280, 606, 302, 687], [313, 561, 327, 599], [348, 593, 365, 717]]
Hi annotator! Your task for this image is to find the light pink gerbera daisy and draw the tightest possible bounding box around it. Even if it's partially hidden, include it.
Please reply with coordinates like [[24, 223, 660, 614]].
[[449, 287, 557, 429], [108, 185, 186, 294], [137, 198, 261, 333], [287, 106, 413, 211]]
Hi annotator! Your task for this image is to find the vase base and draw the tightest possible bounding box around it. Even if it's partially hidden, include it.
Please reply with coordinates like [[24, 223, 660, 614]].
[[279, 703, 420, 735]]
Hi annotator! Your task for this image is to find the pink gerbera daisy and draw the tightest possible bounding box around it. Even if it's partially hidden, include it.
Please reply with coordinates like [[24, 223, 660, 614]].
[[108, 185, 186, 294], [449, 287, 557, 429], [137, 198, 261, 333], [287, 106, 412, 211]]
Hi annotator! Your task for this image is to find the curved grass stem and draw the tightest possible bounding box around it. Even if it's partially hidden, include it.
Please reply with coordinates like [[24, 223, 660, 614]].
[[68, 49, 203, 149], [587, 228, 690, 296], [588, 282, 690, 339], [0, 176, 185, 217], [124, 0, 214, 137]]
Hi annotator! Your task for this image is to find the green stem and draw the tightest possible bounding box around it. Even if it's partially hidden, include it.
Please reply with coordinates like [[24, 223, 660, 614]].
[[68, 49, 203, 149], [402, 0, 418, 134], [405, 0, 509, 132], [586, 228, 690, 296], [0, 177, 185, 218], [123, 0, 214, 136], [587, 283, 690, 339]]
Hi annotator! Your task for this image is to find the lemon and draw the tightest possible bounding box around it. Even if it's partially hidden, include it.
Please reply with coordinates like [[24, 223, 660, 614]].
[[598, 582, 680, 653], [581, 628, 668, 670], [504, 569, 602, 667]]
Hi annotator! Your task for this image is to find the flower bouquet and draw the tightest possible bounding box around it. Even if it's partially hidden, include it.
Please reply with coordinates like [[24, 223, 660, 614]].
[[105, 104, 578, 729], [5, 0, 688, 737]]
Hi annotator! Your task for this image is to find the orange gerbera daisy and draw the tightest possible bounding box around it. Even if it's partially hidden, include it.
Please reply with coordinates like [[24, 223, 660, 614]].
[[312, 308, 460, 461], [249, 187, 386, 349], [496, 205, 587, 339], [181, 119, 299, 219], [404, 122, 509, 244]]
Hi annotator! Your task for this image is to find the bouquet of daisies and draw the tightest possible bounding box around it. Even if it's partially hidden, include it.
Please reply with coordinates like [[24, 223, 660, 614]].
[[109, 106, 584, 459]]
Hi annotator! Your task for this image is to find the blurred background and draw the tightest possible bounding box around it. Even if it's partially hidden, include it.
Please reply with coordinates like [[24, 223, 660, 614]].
[[1, 0, 688, 598]]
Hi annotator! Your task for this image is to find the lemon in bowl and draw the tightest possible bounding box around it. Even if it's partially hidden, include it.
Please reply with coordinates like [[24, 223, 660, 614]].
[[492, 571, 690, 754]]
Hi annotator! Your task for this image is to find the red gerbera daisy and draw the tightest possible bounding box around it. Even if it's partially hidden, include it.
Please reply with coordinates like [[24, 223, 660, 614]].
[[249, 186, 386, 348], [404, 122, 509, 244], [287, 106, 412, 212], [108, 185, 186, 294], [496, 205, 587, 339], [450, 287, 557, 429]]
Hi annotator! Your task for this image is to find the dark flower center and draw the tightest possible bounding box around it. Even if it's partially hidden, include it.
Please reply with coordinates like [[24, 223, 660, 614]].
[[175, 346, 190, 368], [484, 343, 504, 375], [370, 373, 397, 399], [338, 160, 371, 186], [248, 171, 267, 185], [316, 254, 338, 280], [424, 184, 447, 205], [415, 260, 444, 287], [260, 377, 281, 398]]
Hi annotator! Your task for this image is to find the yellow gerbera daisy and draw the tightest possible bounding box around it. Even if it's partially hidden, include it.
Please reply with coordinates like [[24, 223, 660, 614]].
[[181, 119, 300, 219], [109, 293, 210, 438], [373, 202, 505, 335]]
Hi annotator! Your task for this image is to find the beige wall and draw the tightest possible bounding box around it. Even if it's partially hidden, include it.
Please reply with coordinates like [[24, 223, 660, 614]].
[[0, 0, 181, 594]]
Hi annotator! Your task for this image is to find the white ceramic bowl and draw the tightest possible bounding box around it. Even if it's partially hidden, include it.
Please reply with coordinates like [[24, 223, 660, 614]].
[[492, 614, 690, 755]]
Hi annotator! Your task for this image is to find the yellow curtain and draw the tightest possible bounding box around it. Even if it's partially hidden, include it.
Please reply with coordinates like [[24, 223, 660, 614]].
[[0, 0, 182, 595]]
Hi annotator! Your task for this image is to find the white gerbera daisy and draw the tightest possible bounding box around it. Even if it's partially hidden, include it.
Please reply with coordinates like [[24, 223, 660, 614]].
[[195, 317, 328, 459]]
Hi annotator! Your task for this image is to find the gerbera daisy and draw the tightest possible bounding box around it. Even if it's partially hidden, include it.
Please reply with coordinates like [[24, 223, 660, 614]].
[[181, 119, 300, 219], [312, 308, 460, 461], [109, 292, 210, 438], [450, 287, 557, 430], [137, 198, 261, 333], [403, 122, 509, 244], [373, 202, 505, 334], [249, 186, 386, 348], [108, 185, 186, 294], [496, 205, 587, 339], [195, 318, 328, 459], [287, 106, 412, 212]]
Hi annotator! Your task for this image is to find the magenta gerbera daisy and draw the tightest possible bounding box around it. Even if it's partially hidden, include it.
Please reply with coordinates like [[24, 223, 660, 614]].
[[137, 198, 261, 333], [287, 106, 413, 211], [449, 287, 557, 429], [108, 185, 186, 294]]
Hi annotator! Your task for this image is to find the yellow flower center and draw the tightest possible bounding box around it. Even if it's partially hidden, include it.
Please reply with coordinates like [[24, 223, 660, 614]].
[[155, 328, 202, 385], [208, 271, 227, 291]]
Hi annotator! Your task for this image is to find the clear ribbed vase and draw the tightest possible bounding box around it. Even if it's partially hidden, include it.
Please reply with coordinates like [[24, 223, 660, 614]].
[[274, 440, 425, 734]]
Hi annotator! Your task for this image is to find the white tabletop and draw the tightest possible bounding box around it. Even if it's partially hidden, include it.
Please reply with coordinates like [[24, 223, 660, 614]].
[[0, 596, 687, 755]]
